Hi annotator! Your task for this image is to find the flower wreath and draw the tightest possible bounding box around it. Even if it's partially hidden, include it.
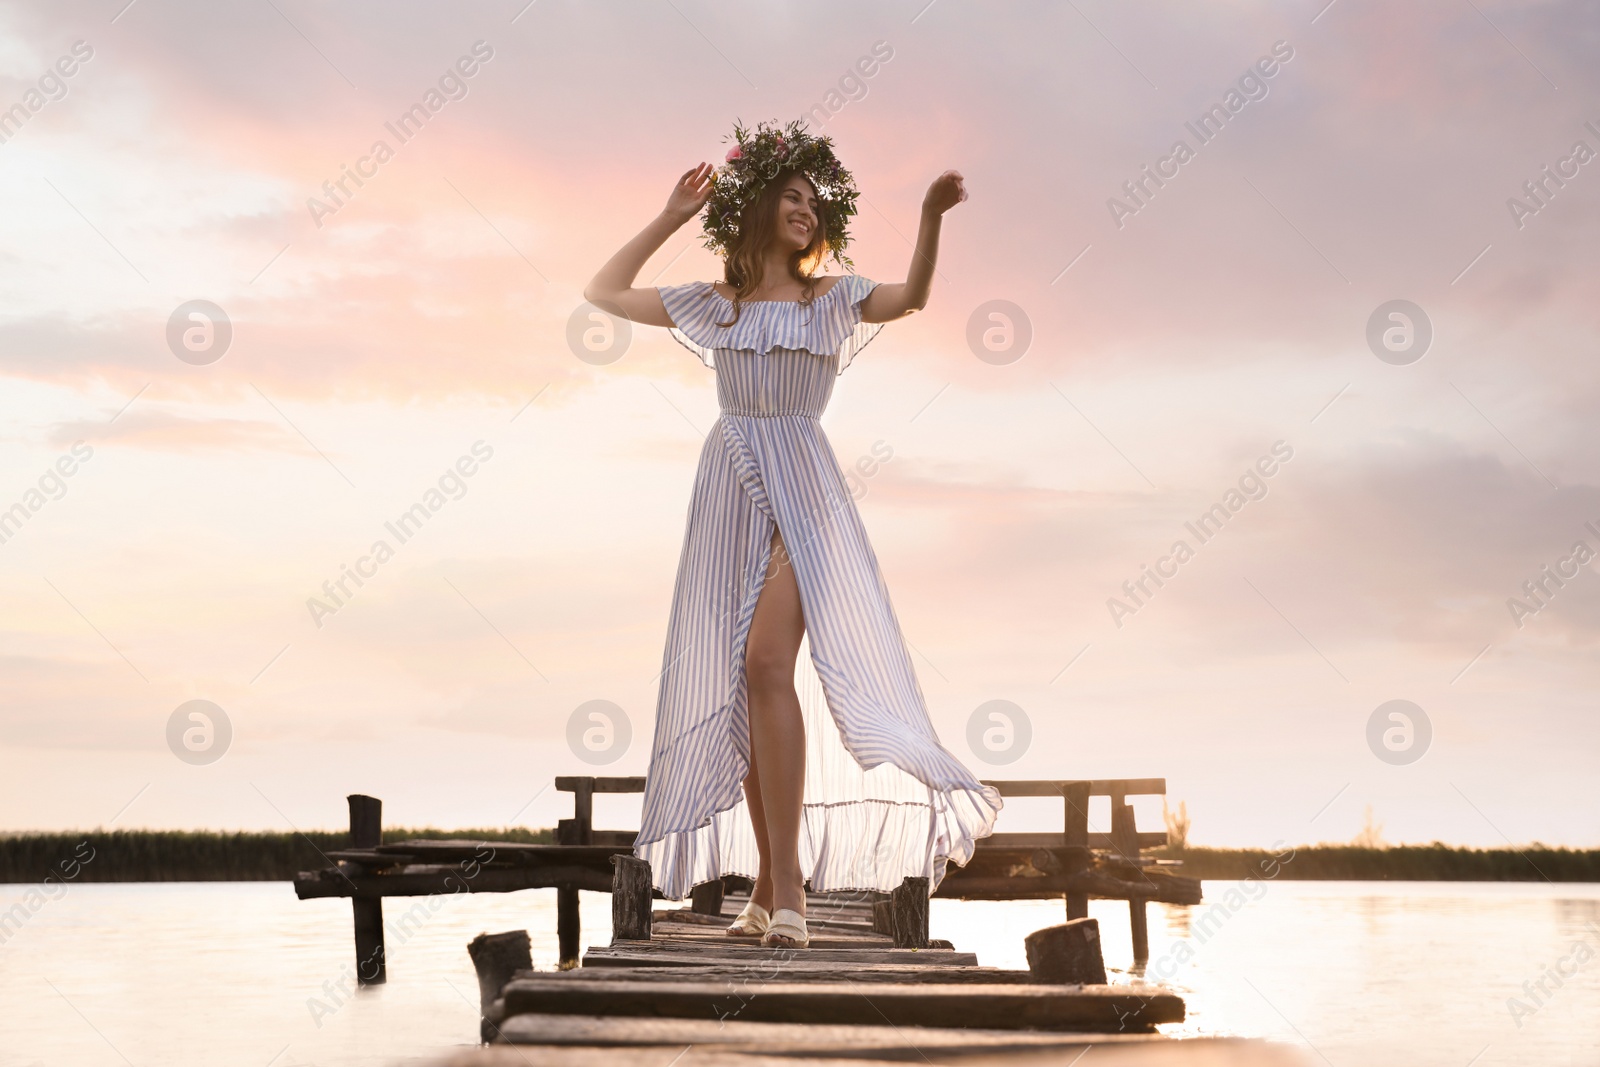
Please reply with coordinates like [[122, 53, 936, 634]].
[[700, 118, 861, 270]]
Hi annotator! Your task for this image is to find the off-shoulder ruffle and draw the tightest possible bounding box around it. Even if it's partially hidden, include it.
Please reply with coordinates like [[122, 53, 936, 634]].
[[659, 275, 883, 376]]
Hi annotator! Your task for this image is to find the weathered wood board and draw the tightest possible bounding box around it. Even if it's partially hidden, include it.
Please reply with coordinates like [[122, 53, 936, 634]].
[[500, 975, 1185, 1031], [582, 942, 980, 967], [517, 961, 1035, 984], [443, 1016, 1311, 1066]]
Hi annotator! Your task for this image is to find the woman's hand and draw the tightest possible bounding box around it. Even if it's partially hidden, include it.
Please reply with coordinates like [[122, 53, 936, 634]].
[[922, 169, 967, 217], [584, 167, 713, 326], [663, 163, 715, 226], [863, 171, 964, 322]]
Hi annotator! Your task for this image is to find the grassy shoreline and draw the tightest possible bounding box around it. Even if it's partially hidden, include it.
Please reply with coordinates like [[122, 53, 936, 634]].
[[1, 830, 1596, 883], [1150, 844, 1600, 882]]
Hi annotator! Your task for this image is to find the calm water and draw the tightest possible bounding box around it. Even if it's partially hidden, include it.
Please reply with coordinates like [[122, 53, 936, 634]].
[[1, 880, 1596, 1066]]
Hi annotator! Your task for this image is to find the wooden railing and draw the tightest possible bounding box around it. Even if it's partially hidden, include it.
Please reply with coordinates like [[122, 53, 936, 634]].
[[297, 775, 1197, 984], [935, 778, 1201, 960]]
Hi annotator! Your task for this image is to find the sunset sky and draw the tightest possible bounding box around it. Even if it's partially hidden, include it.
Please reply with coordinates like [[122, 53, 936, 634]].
[[2, 0, 1596, 849]]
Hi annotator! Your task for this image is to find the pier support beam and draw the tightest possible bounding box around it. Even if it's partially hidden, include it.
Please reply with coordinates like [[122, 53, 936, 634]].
[[611, 855, 653, 941], [1025, 917, 1108, 985], [348, 794, 386, 985], [690, 878, 725, 917], [468, 930, 531, 1043], [554, 780, 593, 968], [556, 887, 581, 968], [1129, 898, 1150, 961], [1111, 794, 1150, 961], [1062, 782, 1090, 921], [889, 876, 929, 948]]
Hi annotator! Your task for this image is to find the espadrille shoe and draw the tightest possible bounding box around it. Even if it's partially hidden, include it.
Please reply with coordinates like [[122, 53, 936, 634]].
[[760, 908, 810, 948], [726, 899, 771, 936]]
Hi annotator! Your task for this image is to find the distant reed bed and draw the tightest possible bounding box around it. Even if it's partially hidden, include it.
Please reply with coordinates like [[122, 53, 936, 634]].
[[1153, 844, 1600, 882], [0, 828, 554, 883], [1, 832, 1594, 883]]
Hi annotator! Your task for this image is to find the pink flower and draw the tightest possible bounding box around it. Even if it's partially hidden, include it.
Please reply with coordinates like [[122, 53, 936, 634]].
[[725, 146, 743, 162]]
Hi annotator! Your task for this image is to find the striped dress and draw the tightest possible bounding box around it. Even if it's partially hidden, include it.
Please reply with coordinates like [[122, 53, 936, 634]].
[[633, 274, 1004, 900]]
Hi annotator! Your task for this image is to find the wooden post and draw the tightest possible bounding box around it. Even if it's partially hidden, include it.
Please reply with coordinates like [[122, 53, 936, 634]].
[[889, 876, 929, 949], [555, 778, 594, 969], [1062, 782, 1090, 921], [611, 855, 653, 941], [1025, 918, 1108, 984], [570, 779, 594, 844], [347, 794, 386, 985], [690, 878, 725, 917], [467, 931, 531, 1043], [1111, 796, 1149, 960], [1109, 792, 1136, 862], [556, 886, 581, 968], [1128, 896, 1150, 962]]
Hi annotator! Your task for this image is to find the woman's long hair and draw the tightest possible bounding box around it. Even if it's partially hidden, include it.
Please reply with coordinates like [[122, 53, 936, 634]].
[[716, 169, 829, 328]]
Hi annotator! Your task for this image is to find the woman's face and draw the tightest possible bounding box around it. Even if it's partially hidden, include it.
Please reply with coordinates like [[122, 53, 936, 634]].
[[771, 173, 820, 254]]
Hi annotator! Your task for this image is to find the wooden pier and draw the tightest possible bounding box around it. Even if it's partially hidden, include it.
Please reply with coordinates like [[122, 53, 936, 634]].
[[295, 777, 1203, 984], [429, 864, 1306, 1067], [292, 779, 1305, 1064]]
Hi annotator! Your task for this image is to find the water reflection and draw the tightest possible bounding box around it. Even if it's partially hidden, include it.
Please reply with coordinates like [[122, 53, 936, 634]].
[[934, 881, 1600, 1066], [0, 880, 1596, 1066], [1160, 899, 1193, 938]]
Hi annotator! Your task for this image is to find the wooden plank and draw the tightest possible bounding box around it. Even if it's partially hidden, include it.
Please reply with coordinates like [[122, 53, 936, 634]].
[[559, 824, 636, 847], [980, 778, 1166, 797], [935, 868, 1202, 905], [451, 1022, 1308, 1065], [717, 895, 879, 921], [606, 935, 950, 952], [478, 1015, 1295, 1056], [723, 890, 877, 906], [524, 963, 1034, 984], [582, 944, 979, 967], [651, 919, 885, 938], [554, 776, 646, 793], [294, 864, 615, 900], [500, 976, 1185, 1031], [979, 831, 1169, 850], [651, 908, 730, 926], [1069, 869, 1203, 905], [652, 910, 887, 935], [932, 878, 1082, 901], [326, 849, 412, 867], [643, 928, 892, 949], [372, 841, 626, 864]]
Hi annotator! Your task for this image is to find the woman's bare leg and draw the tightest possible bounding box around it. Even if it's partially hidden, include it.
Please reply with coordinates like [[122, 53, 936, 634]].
[[741, 752, 773, 912], [744, 525, 807, 940]]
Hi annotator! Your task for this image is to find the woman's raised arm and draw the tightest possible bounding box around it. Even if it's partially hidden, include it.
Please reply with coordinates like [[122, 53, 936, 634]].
[[860, 169, 967, 323], [583, 164, 714, 326]]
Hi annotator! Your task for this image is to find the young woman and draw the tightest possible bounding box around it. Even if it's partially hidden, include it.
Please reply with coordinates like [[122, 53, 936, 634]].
[[584, 121, 1002, 949]]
